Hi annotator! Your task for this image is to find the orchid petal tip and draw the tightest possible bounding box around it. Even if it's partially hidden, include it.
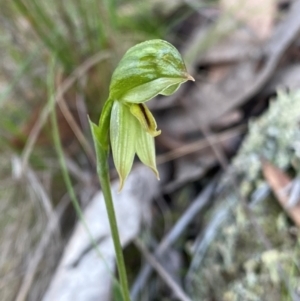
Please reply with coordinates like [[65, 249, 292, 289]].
[[187, 74, 195, 82]]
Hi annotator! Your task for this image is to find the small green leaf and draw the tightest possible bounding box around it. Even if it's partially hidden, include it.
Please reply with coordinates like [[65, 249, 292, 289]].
[[109, 39, 193, 104], [89, 118, 102, 148], [110, 101, 136, 191], [98, 98, 114, 149]]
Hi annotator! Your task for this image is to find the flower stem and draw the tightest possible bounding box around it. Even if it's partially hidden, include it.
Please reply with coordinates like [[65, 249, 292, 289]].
[[93, 138, 131, 301]]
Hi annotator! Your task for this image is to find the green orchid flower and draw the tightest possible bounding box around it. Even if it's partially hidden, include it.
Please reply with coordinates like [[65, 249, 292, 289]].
[[94, 39, 194, 191]]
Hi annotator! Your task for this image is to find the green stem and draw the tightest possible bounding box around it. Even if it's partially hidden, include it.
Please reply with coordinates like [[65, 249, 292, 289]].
[[93, 139, 131, 301]]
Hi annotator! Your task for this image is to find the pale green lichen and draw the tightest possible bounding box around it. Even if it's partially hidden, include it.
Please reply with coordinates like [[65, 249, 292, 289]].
[[191, 199, 300, 301], [225, 90, 300, 196], [190, 90, 300, 301]]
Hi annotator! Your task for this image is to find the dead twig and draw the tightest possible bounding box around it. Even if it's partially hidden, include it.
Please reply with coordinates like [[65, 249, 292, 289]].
[[134, 238, 192, 301], [185, 196, 235, 292], [156, 124, 246, 165], [131, 179, 217, 300]]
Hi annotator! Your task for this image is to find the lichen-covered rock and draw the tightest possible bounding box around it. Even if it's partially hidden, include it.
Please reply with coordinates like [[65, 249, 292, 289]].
[[231, 90, 300, 196], [192, 198, 300, 300], [189, 90, 300, 300]]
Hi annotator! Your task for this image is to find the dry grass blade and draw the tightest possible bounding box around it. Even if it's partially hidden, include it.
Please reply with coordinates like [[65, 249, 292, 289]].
[[9, 161, 62, 301], [0, 155, 59, 301], [21, 51, 110, 169], [57, 96, 96, 164], [15, 200, 67, 301]]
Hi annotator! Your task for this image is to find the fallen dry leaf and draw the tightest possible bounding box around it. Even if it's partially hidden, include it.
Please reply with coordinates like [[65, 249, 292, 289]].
[[221, 0, 276, 40], [262, 159, 300, 226], [179, 1, 300, 128], [42, 165, 160, 301]]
